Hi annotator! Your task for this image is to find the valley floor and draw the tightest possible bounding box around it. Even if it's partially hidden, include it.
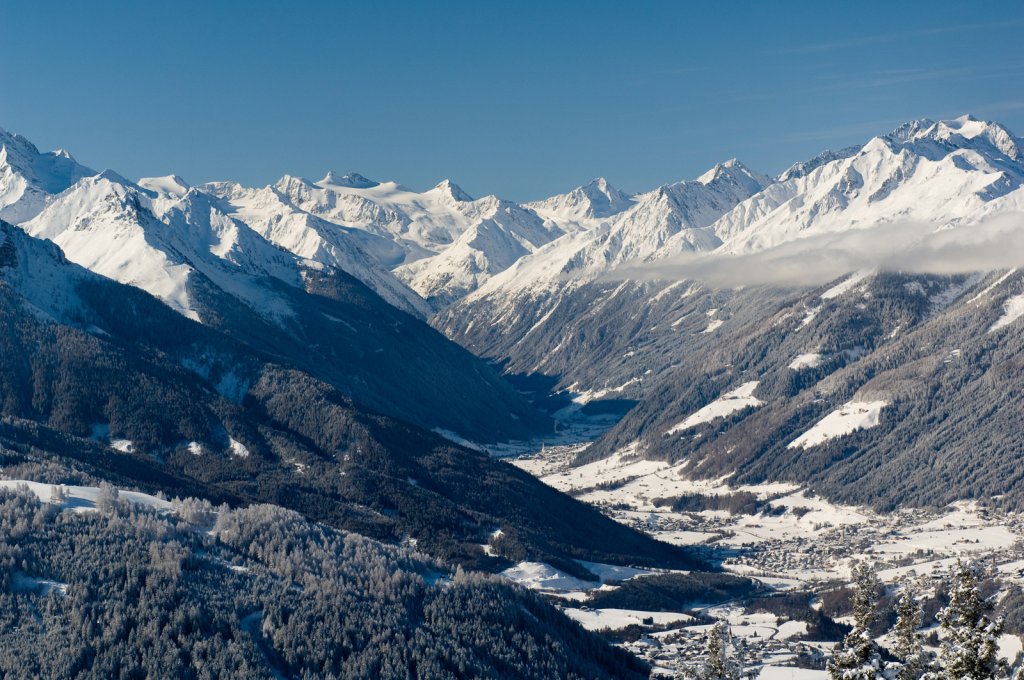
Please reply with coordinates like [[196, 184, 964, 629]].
[[505, 442, 1024, 678]]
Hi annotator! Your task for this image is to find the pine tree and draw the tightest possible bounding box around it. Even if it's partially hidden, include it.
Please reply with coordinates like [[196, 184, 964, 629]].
[[891, 580, 930, 680], [827, 561, 884, 679], [934, 560, 1005, 680]]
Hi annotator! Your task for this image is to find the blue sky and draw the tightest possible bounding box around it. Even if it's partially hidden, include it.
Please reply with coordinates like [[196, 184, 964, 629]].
[[2, 0, 1022, 201]]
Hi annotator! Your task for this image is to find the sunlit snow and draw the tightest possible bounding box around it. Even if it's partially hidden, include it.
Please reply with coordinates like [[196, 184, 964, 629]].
[[666, 381, 763, 435], [787, 401, 888, 449]]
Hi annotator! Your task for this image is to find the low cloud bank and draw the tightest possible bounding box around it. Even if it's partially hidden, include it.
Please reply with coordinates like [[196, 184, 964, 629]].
[[607, 212, 1024, 288]]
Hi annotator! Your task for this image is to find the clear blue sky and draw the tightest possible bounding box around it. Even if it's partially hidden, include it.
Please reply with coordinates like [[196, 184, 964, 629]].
[[2, 0, 1022, 201]]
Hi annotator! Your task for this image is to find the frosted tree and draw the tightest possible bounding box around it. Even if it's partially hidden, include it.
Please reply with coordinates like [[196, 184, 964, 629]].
[[933, 560, 1005, 680], [705, 622, 732, 679], [703, 622, 741, 680], [49, 485, 67, 504], [95, 481, 120, 515], [891, 580, 930, 680], [677, 622, 742, 680], [827, 561, 884, 679]]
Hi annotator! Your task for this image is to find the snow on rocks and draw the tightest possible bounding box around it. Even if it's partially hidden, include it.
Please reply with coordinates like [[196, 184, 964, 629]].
[[228, 437, 250, 458]]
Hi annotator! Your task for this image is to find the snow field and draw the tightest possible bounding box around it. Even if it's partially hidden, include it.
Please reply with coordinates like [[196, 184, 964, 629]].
[[787, 401, 888, 449]]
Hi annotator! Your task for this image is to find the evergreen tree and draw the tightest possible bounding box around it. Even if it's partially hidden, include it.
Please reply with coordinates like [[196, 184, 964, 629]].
[[891, 580, 930, 680], [827, 561, 884, 679], [934, 560, 1005, 680]]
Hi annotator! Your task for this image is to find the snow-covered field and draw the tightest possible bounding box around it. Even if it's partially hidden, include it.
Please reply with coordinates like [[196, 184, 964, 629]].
[[564, 608, 692, 631], [787, 400, 888, 449], [665, 381, 764, 435], [0, 479, 172, 513]]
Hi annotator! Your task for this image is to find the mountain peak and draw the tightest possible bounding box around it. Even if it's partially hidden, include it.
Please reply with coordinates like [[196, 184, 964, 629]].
[[780, 145, 861, 182], [95, 169, 135, 187], [138, 174, 191, 198], [697, 158, 743, 183], [583, 177, 615, 193], [884, 114, 1022, 162], [528, 176, 633, 221], [319, 171, 380, 189], [696, 158, 770, 195], [430, 179, 473, 202], [885, 118, 936, 143]]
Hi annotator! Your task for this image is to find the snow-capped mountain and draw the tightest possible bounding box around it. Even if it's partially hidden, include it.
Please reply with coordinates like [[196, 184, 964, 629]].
[[434, 114, 1024, 512], [198, 176, 430, 316], [444, 158, 771, 311], [0, 131, 554, 441], [712, 116, 1024, 253], [527, 177, 635, 223], [23, 171, 305, 322], [0, 126, 95, 223], [206, 173, 564, 305], [394, 196, 564, 304]]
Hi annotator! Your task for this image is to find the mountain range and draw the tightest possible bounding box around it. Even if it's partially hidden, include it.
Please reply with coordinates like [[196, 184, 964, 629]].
[[4, 113, 1024, 522], [4, 112, 1024, 677]]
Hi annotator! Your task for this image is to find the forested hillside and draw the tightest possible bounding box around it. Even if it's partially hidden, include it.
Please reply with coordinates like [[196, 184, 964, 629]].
[[0, 220, 699, 571], [0, 485, 649, 679]]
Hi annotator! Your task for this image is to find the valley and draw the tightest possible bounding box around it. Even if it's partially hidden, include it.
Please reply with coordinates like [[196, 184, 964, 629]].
[[502, 439, 1024, 677], [3, 110, 1024, 678]]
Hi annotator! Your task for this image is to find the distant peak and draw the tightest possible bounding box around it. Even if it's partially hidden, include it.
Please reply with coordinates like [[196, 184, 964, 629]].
[[885, 114, 1022, 161], [95, 169, 133, 186], [696, 158, 768, 190], [780, 145, 861, 182], [584, 177, 614, 192], [697, 158, 741, 183], [885, 118, 936, 143], [319, 171, 379, 188], [431, 179, 472, 202], [137, 174, 191, 198]]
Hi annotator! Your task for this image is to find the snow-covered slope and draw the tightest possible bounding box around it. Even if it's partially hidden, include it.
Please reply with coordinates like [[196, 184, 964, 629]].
[[394, 196, 563, 304], [198, 176, 430, 316], [23, 172, 304, 322], [0, 126, 95, 223], [440, 116, 1024, 379], [527, 177, 635, 223], [0, 219, 96, 325]]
